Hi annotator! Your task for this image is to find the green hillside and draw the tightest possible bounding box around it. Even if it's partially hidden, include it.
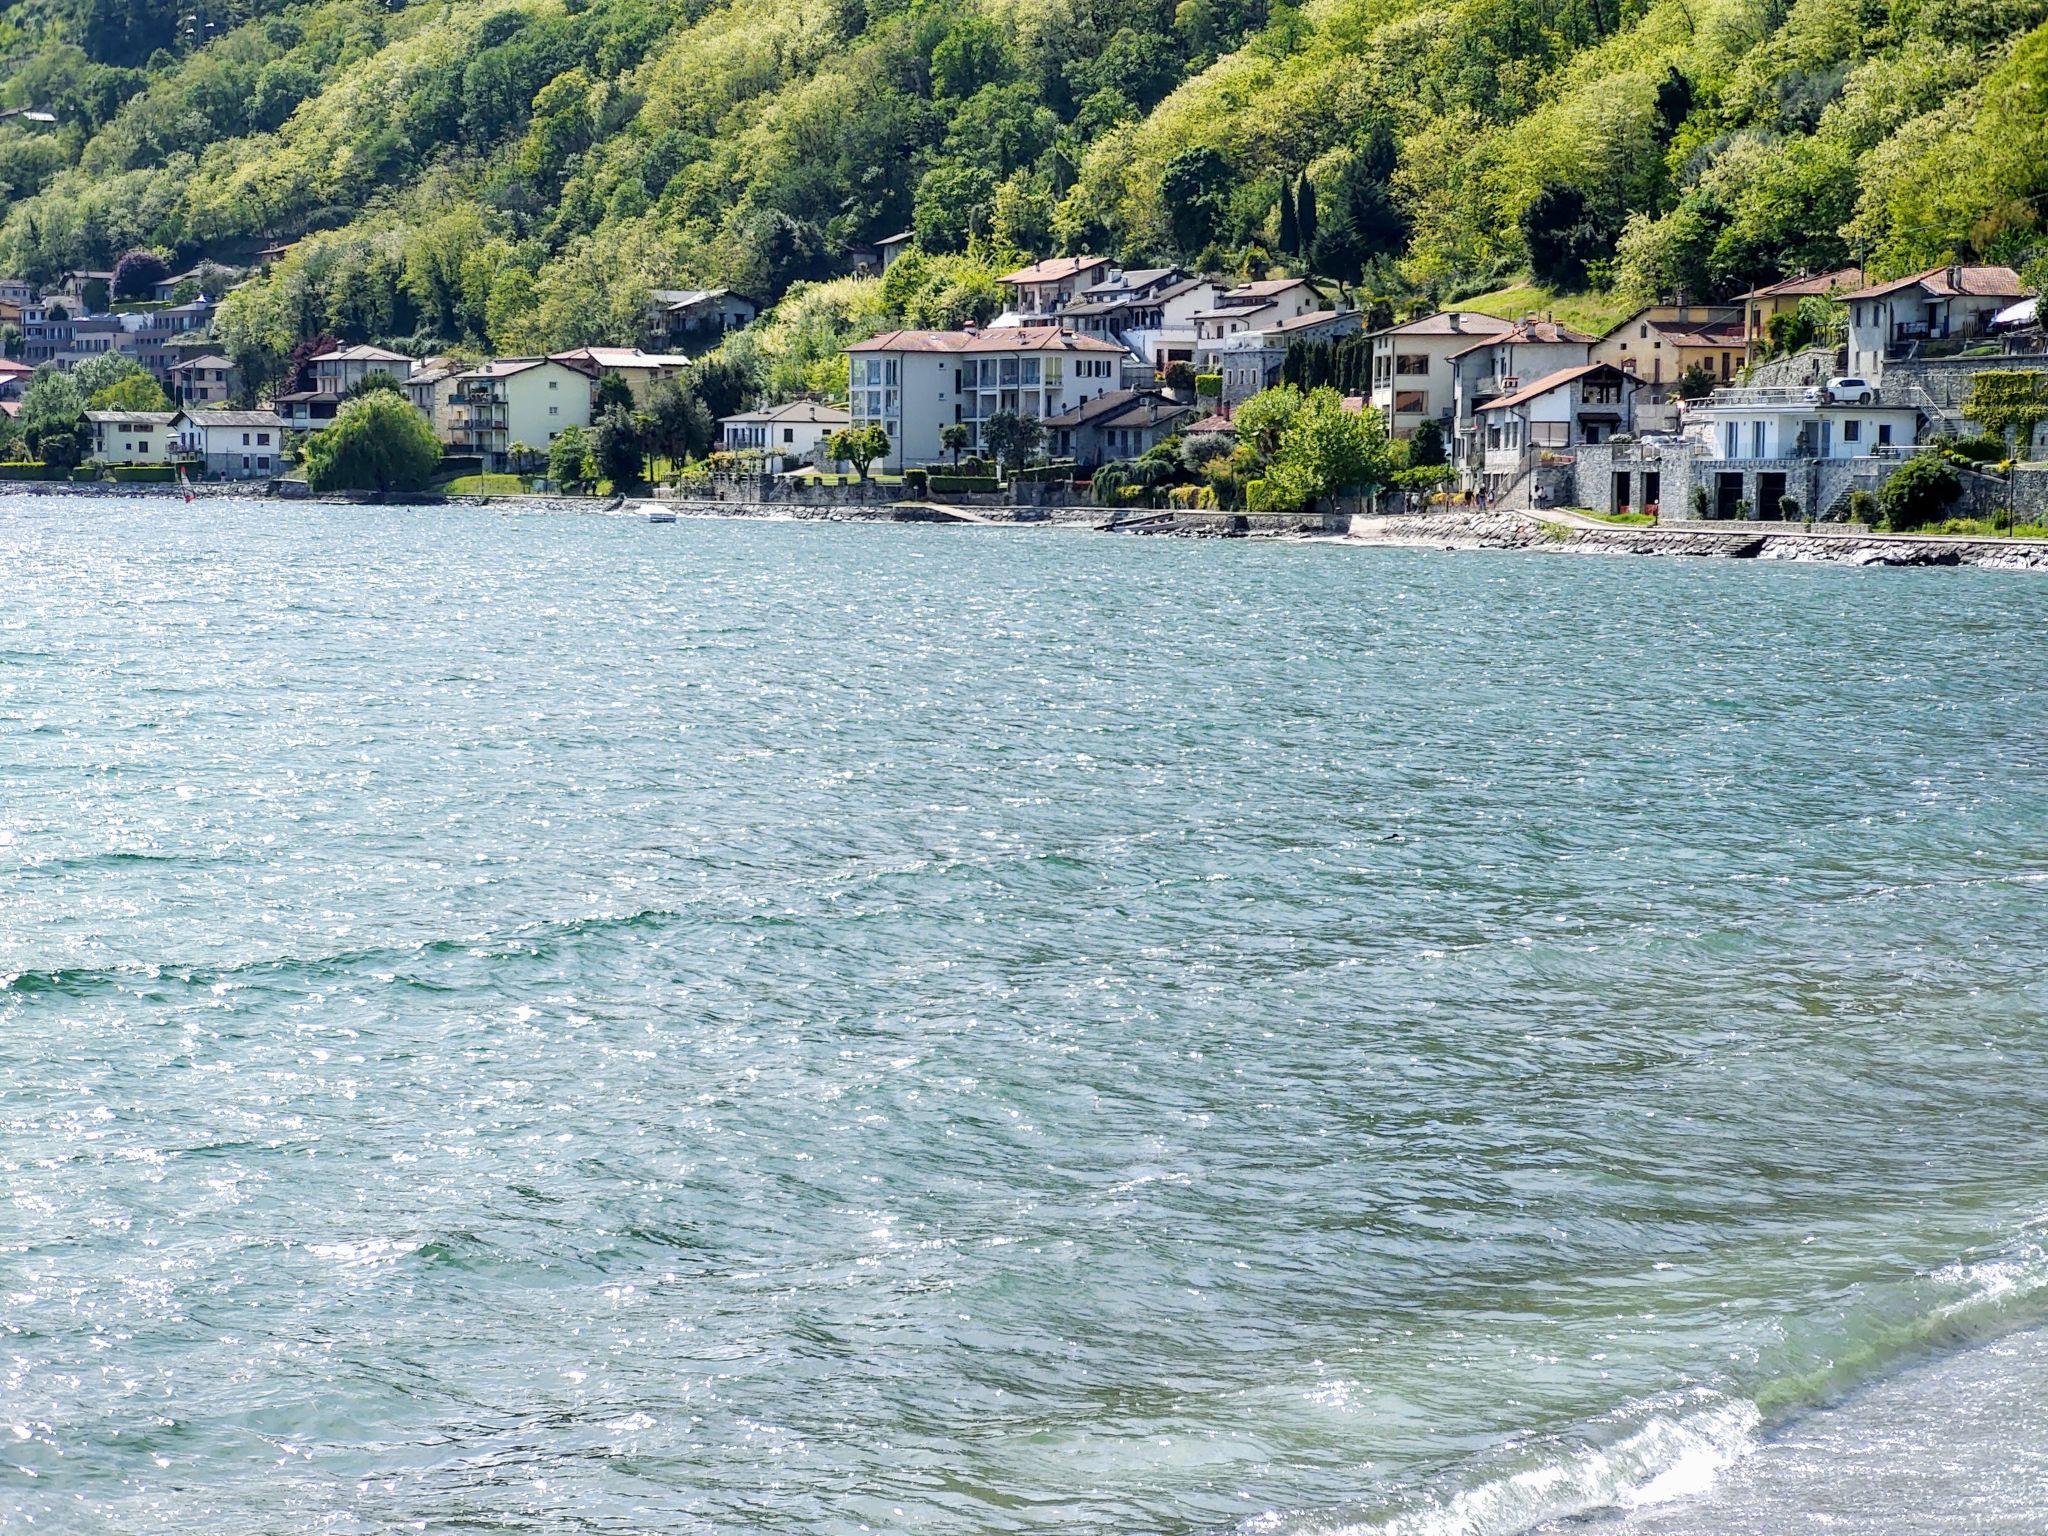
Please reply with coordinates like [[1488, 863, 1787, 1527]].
[[0, 0, 2042, 398]]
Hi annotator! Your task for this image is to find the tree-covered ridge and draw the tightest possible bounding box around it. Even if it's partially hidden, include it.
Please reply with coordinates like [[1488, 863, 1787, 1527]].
[[0, 0, 2041, 396]]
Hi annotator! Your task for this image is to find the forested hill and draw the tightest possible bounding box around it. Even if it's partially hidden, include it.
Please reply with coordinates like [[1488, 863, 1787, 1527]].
[[1, 0, 2043, 392]]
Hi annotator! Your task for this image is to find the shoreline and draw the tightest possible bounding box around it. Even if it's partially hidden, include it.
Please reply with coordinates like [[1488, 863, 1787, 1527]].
[[1344, 509, 2048, 571], [10, 480, 2048, 568]]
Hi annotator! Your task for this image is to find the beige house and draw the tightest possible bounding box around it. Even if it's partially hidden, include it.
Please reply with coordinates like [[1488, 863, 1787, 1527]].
[[1591, 305, 1745, 401], [996, 256, 1114, 319], [86, 410, 177, 464], [443, 357, 593, 471], [1367, 311, 1513, 439], [168, 353, 239, 407], [550, 346, 692, 407], [1734, 268, 1862, 360], [170, 409, 287, 479]]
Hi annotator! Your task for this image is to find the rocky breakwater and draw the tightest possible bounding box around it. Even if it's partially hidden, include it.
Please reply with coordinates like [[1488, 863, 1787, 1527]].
[[1346, 512, 2048, 571]]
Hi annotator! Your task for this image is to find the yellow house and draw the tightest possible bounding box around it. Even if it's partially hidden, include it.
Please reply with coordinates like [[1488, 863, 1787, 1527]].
[[1591, 304, 1746, 402], [1733, 268, 1862, 360]]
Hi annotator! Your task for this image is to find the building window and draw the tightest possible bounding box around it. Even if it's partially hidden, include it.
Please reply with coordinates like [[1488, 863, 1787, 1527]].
[[549, 405, 559, 416], [1724, 422, 1738, 457], [1878, 423, 1893, 446], [1843, 418, 1861, 443], [1751, 421, 1765, 457], [1396, 354, 1429, 375]]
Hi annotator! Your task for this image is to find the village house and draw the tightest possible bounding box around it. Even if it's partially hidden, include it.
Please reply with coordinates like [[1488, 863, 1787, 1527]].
[[1688, 385, 1919, 462], [1191, 278, 1328, 369], [718, 399, 851, 463], [1367, 310, 1513, 439], [443, 357, 593, 472], [1590, 303, 1744, 404], [276, 343, 415, 431], [1448, 318, 1597, 485], [649, 288, 757, 348], [403, 363, 461, 442], [875, 232, 914, 273], [170, 408, 286, 479], [168, 354, 239, 406], [1217, 309, 1365, 405], [1042, 388, 1195, 467], [1061, 275, 1224, 373], [550, 346, 692, 407], [1840, 265, 2031, 377], [1733, 268, 1863, 360], [0, 357, 32, 400], [846, 326, 1128, 471], [85, 410, 177, 465], [1473, 362, 1636, 501], [995, 256, 1114, 320]]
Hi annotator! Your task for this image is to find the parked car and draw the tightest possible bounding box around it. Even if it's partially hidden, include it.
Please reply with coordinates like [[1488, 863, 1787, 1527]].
[[1808, 375, 1875, 404]]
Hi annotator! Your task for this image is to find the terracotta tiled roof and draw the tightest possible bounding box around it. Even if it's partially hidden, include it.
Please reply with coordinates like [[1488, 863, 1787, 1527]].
[[848, 326, 1127, 354], [1371, 310, 1515, 339], [1841, 265, 2028, 302], [1476, 362, 1625, 413], [998, 256, 1111, 285]]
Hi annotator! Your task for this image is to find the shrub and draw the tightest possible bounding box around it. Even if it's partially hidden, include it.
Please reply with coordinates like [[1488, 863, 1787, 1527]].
[[1777, 495, 1800, 519], [1846, 488, 1878, 523], [1878, 453, 1962, 530], [927, 474, 999, 494], [1690, 484, 1710, 518], [1928, 431, 2007, 465], [1733, 499, 1753, 519], [903, 467, 929, 495]]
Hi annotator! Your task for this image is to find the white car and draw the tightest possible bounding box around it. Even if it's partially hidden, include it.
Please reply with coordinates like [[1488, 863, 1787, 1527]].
[[1808, 375, 1875, 404]]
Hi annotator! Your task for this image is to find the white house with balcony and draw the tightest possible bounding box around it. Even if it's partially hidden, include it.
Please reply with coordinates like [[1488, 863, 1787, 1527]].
[[1686, 387, 1921, 461], [1473, 362, 1636, 500], [443, 357, 593, 471], [1841, 265, 2031, 377], [1448, 319, 1595, 485], [169, 409, 287, 479], [1190, 278, 1327, 369], [719, 399, 850, 463], [1368, 311, 1513, 440], [845, 326, 1128, 470]]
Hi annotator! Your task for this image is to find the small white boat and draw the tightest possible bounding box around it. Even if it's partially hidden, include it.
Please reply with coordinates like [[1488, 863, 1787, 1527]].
[[640, 503, 677, 523]]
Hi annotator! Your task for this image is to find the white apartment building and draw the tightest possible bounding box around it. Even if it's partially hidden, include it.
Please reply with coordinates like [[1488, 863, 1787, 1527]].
[[846, 326, 1128, 470], [443, 357, 594, 471], [1367, 311, 1512, 439], [1448, 319, 1596, 483]]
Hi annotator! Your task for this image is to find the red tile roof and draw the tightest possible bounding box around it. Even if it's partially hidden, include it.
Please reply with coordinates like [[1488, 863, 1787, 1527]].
[[848, 326, 1127, 354]]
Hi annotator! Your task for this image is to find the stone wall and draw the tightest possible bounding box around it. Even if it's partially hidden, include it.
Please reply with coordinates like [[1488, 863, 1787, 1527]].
[[1747, 345, 1840, 389]]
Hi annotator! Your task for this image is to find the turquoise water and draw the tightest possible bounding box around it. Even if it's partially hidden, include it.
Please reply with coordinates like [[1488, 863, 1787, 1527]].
[[2, 496, 2045, 1534]]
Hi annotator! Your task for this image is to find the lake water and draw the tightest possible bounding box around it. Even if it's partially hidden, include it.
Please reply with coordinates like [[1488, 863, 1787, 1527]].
[[2, 496, 2045, 1534]]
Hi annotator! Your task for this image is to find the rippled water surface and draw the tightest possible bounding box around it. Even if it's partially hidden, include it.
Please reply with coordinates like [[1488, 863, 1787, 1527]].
[[3, 497, 2046, 1534]]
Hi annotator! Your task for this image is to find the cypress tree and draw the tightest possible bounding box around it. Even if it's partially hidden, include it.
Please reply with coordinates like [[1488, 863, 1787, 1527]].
[[1296, 175, 1319, 268], [1278, 179, 1298, 257]]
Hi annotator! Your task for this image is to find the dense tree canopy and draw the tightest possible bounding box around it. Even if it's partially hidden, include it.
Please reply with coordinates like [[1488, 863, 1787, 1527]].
[[0, 0, 2039, 401]]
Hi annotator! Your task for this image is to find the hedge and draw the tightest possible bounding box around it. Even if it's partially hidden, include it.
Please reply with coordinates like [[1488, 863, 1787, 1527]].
[[110, 464, 178, 482], [1009, 460, 1077, 482], [0, 463, 69, 480], [436, 454, 485, 478], [927, 474, 1000, 494], [72, 465, 103, 481]]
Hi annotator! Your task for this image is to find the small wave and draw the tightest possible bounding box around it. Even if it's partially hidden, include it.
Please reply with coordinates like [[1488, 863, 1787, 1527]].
[[1259, 1222, 2048, 1536], [0, 906, 690, 1003], [1263, 1391, 1760, 1536]]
